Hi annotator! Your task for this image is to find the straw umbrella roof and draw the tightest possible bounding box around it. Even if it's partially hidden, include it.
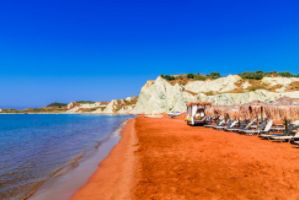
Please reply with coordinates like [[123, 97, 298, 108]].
[[264, 99, 299, 121], [202, 97, 299, 122], [240, 98, 299, 122], [186, 102, 212, 107], [205, 105, 241, 119]]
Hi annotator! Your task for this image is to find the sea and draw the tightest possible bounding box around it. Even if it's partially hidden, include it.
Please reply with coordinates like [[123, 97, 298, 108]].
[[0, 114, 132, 200]]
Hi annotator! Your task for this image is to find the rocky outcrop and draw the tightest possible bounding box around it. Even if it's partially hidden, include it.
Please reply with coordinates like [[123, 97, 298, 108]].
[[133, 77, 195, 114], [261, 77, 299, 92], [93, 97, 137, 114], [63, 75, 299, 115], [66, 97, 138, 114], [132, 76, 299, 114], [66, 102, 108, 113], [184, 75, 241, 93]]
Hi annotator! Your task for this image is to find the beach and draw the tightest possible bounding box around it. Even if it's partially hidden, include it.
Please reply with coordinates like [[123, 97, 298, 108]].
[[71, 118, 138, 200], [72, 116, 299, 199]]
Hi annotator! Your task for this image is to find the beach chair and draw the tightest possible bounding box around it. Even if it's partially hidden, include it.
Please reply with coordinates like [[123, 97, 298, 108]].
[[229, 119, 257, 133], [270, 132, 299, 142], [214, 119, 231, 130], [241, 120, 273, 136], [271, 126, 285, 132], [204, 119, 225, 128], [224, 120, 239, 131], [259, 123, 294, 140]]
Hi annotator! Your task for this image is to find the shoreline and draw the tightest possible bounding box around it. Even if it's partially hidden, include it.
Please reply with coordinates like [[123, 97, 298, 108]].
[[29, 119, 131, 200], [71, 118, 138, 200]]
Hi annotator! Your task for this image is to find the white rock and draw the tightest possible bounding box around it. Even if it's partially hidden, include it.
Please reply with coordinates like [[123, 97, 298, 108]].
[[262, 77, 299, 92], [184, 75, 241, 93], [133, 77, 195, 114]]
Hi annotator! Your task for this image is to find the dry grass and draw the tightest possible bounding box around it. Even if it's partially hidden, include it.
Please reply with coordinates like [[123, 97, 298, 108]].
[[242, 80, 281, 92], [287, 81, 299, 91], [112, 97, 138, 112], [228, 80, 246, 93], [204, 91, 217, 96], [169, 77, 190, 85]]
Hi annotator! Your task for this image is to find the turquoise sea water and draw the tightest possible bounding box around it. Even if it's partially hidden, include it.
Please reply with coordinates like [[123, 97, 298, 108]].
[[0, 114, 132, 200]]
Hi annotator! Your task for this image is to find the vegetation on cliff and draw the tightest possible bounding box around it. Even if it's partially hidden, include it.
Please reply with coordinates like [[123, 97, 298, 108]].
[[47, 102, 67, 108], [75, 100, 96, 104], [239, 71, 299, 80], [161, 71, 299, 82], [161, 72, 221, 85]]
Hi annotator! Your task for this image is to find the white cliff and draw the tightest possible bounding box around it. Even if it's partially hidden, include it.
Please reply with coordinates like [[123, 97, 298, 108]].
[[184, 75, 241, 93], [132, 75, 299, 114], [133, 77, 195, 114], [64, 74, 299, 114], [261, 77, 299, 92]]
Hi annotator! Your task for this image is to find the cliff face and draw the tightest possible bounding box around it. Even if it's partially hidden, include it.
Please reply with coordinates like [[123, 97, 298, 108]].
[[59, 75, 299, 115], [3, 74, 298, 114], [132, 75, 299, 114], [66, 97, 137, 114], [133, 77, 195, 114]]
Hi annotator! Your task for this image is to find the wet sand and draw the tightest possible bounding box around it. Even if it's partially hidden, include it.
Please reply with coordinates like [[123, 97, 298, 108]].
[[71, 118, 138, 200], [73, 116, 299, 199]]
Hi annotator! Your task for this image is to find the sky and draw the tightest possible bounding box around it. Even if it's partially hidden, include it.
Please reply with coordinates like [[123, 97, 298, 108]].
[[1, 0, 299, 108]]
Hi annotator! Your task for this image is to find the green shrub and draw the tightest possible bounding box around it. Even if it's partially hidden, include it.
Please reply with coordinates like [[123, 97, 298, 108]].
[[278, 72, 292, 77], [75, 101, 96, 104], [239, 71, 267, 80], [207, 72, 221, 79], [193, 74, 207, 81], [187, 73, 194, 79], [161, 75, 176, 81], [47, 102, 67, 108], [240, 71, 298, 80]]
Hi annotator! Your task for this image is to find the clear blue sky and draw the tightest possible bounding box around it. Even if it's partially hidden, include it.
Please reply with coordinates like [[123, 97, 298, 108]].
[[1, 0, 299, 108]]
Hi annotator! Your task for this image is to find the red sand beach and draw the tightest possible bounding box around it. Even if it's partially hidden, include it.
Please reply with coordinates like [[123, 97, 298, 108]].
[[72, 116, 299, 199]]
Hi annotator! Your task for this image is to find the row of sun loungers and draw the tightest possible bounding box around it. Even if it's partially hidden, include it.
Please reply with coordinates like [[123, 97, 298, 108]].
[[203, 117, 299, 144]]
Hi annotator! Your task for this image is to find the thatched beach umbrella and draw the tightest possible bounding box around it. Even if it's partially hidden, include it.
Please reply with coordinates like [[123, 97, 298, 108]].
[[263, 104, 299, 122], [262, 97, 299, 122], [205, 105, 241, 120], [240, 101, 268, 120]]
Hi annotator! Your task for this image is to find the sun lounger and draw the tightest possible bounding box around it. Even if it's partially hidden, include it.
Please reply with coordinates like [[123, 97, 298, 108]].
[[271, 126, 285, 132], [270, 132, 299, 142], [215, 119, 233, 130], [224, 120, 239, 131], [205, 119, 225, 128], [291, 138, 299, 145], [260, 123, 296, 139], [230, 119, 257, 133], [259, 133, 282, 139], [241, 120, 273, 136]]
